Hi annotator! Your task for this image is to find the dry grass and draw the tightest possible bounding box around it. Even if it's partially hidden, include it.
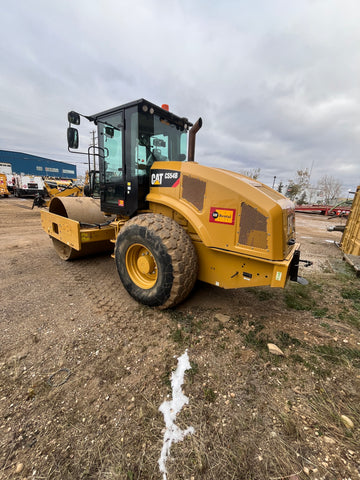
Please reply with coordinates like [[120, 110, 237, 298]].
[[2, 271, 360, 480]]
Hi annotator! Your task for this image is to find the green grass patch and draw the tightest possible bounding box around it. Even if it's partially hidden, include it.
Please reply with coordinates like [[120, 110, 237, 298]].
[[289, 353, 305, 364], [289, 352, 332, 377], [341, 287, 360, 302], [233, 315, 245, 327], [320, 322, 336, 333], [312, 307, 329, 318], [187, 361, 199, 384], [338, 312, 360, 329], [171, 328, 184, 344], [276, 331, 301, 348], [243, 322, 267, 351], [313, 344, 360, 366], [203, 387, 216, 403], [247, 288, 275, 301], [284, 284, 316, 311]]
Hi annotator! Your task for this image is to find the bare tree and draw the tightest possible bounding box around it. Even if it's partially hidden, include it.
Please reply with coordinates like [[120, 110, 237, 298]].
[[239, 168, 261, 180], [286, 168, 311, 202], [317, 175, 342, 204]]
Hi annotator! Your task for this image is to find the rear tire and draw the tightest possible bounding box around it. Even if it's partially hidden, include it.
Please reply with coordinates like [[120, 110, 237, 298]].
[[115, 213, 198, 308]]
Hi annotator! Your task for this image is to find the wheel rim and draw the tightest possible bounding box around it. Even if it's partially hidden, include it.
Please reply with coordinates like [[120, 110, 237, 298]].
[[125, 243, 158, 289]]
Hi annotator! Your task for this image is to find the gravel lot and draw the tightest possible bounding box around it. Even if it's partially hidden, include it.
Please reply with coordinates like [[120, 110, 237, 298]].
[[1, 198, 359, 480]]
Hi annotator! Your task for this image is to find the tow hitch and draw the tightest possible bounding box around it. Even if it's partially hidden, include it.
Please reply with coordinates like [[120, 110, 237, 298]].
[[289, 250, 313, 285]]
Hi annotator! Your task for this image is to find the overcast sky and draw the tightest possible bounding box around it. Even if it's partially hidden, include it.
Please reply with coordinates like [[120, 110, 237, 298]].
[[1, 0, 359, 195]]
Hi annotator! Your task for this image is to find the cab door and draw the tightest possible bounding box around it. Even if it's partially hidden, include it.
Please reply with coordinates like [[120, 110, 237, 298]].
[[98, 111, 125, 213]]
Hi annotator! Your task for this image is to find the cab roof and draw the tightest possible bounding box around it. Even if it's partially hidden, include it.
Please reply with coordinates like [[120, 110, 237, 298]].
[[91, 99, 192, 129]]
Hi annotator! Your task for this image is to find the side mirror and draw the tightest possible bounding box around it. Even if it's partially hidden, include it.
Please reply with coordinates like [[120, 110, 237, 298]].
[[67, 127, 79, 149], [68, 111, 80, 125], [105, 126, 114, 138]]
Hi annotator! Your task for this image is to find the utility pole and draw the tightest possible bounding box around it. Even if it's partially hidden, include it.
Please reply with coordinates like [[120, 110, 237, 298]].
[[272, 175, 276, 189]]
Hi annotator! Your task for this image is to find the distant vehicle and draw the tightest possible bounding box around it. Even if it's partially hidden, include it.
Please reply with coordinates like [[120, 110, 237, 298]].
[[13, 174, 46, 198], [0, 162, 12, 176], [0, 173, 10, 197]]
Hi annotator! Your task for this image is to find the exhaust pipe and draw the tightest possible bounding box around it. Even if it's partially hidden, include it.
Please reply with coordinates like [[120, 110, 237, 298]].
[[188, 117, 202, 162]]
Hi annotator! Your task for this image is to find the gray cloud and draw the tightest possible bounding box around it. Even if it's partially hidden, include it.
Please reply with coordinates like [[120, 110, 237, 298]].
[[0, 0, 359, 193]]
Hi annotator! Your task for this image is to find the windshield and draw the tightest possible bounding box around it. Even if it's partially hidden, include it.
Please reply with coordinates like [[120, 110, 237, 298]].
[[136, 111, 187, 171]]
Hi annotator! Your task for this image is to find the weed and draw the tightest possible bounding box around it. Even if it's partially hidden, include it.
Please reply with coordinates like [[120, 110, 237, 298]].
[[169, 310, 200, 333], [289, 353, 331, 377], [289, 353, 305, 364], [311, 282, 324, 293], [233, 315, 244, 327], [171, 328, 184, 344], [312, 307, 329, 318], [215, 321, 225, 332], [204, 387, 216, 403], [313, 345, 360, 366], [187, 361, 199, 384], [335, 266, 357, 281], [161, 370, 172, 389], [284, 284, 316, 311], [341, 286, 360, 302], [244, 327, 267, 351], [338, 311, 360, 329], [276, 331, 301, 347], [281, 414, 303, 440], [250, 288, 275, 301], [320, 322, 336, 333]]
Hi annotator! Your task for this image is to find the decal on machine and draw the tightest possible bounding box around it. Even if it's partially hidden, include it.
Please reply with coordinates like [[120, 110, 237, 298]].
[[150, 170, 181, 188], [209, 207, 236, 225]]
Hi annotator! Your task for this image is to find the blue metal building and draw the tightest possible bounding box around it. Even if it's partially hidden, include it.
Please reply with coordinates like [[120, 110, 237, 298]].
[[0, 150, 77, 179]]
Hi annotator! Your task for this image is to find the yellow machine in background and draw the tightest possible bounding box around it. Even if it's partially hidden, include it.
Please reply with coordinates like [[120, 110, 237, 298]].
[[41, 99, 311, 308], [33, 179, 83, 208], [341, 186, 360, 257], [0, 173, 10, 197]]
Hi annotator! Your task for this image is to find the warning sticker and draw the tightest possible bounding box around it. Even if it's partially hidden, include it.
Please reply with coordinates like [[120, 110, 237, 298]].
[[209, 207, 236, 225]]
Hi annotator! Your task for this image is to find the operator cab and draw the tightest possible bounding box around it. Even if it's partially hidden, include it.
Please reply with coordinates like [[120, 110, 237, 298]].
[[68, 99, 191, 216]]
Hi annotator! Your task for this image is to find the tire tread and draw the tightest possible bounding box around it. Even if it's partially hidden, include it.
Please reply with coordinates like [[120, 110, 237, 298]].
[[118, 214, 198, 308]]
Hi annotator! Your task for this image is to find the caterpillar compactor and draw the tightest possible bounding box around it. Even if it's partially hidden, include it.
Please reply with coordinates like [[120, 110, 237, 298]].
[[41, 99, 310, 308]]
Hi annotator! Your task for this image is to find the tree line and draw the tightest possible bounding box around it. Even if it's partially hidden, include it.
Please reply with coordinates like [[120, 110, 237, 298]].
[[239, 168, 343, 205]]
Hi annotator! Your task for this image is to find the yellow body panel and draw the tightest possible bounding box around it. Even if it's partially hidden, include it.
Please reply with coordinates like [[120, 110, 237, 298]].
[[341, 186, 360, 256], [147, 161, 297, 289], [147, 161, 295, 261], [41, 210, 115, 251], [194, 242, 298, 289]]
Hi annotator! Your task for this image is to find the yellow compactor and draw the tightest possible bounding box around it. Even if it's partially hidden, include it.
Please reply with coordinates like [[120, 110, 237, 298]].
[[41, 99, 311, 308]]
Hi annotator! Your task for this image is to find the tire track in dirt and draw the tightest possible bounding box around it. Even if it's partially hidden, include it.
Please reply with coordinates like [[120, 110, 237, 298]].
[[61, 253, 139, 321]]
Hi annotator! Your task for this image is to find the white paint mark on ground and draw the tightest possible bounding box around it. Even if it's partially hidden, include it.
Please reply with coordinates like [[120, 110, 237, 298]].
[[158, 349, 195, 480]]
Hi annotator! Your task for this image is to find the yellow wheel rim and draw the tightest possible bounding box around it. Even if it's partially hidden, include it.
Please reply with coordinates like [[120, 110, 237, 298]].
[[125, 243, 158, 289]]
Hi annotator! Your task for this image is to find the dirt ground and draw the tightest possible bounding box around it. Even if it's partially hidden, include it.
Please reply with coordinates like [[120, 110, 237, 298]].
[[1, 199, 359, 480]]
